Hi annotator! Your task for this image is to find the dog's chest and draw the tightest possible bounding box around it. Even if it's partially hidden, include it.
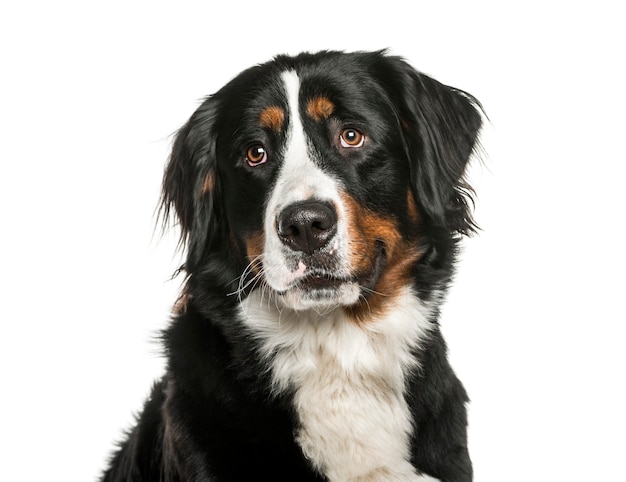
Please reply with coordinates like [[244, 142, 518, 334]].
[[240, 288, 433, 481], [292, 344, 418, 481]]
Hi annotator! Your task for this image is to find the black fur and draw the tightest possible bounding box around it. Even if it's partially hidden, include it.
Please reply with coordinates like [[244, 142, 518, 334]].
[[102, 50, 482, 481]]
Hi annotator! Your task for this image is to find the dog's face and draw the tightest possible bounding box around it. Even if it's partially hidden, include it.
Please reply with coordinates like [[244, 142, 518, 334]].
[[225, 68, 420, 313], [162, 51, 482, 317]]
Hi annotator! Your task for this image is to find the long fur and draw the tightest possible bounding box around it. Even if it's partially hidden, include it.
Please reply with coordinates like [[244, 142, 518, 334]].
[[102, 50, 483, 482]]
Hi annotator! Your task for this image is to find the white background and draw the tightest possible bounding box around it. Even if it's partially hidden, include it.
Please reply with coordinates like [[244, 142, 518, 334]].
[[1, 1, 624, 480]]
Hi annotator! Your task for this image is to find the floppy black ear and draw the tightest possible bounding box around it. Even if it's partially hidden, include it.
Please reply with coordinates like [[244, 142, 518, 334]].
[[386, 58, 483, 235], [160, 97, 221, 266]]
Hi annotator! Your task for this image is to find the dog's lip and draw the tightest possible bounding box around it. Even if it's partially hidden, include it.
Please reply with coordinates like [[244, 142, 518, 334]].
[[281, 270, 354, 293], [355, 241, 386, 292], [300, 272, 351, 289]]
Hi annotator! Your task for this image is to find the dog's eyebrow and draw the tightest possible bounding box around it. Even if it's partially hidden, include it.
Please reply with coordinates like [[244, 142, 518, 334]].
[[306, 96, 335, 122], [259, 106, 285, 133]]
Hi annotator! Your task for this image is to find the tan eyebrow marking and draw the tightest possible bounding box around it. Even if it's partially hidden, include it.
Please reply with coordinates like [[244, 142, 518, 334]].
[[259, 106, 285, 133], [306, 96, 335, 121]]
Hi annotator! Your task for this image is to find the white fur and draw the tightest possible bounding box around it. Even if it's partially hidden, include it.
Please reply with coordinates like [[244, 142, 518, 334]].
[[239, 286, 437, 481], [261, 71, 360, 310]]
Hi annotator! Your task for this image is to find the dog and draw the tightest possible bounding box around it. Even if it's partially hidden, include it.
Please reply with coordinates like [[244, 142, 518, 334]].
[[101, 50, 483, 482]]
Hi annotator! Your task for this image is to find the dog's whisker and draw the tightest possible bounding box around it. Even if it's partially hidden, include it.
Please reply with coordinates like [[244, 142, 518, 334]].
[[358, 293, 373, 317], [360, 286, 391, 298], [227, 255, 266, 300]]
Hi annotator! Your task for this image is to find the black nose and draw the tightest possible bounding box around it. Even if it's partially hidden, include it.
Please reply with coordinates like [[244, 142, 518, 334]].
[[277, 201, 338, 254]]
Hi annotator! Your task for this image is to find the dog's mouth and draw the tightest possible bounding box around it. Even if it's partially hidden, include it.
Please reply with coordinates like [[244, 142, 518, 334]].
[[353, 241, 386, 293], [292, 271, 352, 291], [275, 242, 387, 306], [276, 271, 358, 309]]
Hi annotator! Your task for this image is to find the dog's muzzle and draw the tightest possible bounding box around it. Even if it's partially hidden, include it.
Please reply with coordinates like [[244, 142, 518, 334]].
[[263, 198, 361, 310]]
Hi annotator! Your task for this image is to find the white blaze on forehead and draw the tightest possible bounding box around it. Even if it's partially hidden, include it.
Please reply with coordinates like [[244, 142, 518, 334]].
[[271, 71, 342, 207], [260, 71, 355, 301]]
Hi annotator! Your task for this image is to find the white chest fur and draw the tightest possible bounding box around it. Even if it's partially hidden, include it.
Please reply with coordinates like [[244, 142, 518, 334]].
[[239, 286, 437, 481]]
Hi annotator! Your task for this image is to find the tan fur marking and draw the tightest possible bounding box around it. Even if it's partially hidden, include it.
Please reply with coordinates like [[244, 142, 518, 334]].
[[341, 192, 422, 324], [245, 230, 265, 276], [306, 97, 335, 121], [407, 189, 420, 225], [173, 289, 190, 314], [201, 170, 215, 196], [259, 106, 285, 133]]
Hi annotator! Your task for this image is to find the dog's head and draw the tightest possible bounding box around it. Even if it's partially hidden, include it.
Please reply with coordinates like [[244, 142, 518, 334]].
[[161, 51, 482, 317]]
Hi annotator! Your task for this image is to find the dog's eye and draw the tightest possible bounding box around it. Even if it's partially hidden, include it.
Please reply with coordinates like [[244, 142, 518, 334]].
[[340, 128, 365, 148], [246, 145, 268, 167]]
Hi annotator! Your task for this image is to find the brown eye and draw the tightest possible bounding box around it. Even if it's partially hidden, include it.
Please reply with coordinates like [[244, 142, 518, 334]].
[[246, 144, 267, 166], [340, 128, 365, 148]]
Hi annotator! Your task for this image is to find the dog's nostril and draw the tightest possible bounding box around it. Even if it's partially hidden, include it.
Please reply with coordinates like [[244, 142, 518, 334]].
[[277, 201, 338, 254], [283, 224, 301, 239]]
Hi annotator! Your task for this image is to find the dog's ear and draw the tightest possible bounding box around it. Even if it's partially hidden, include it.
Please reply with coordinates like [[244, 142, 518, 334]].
[[386, 58, 483, 235], [160, 97, 221, 267]]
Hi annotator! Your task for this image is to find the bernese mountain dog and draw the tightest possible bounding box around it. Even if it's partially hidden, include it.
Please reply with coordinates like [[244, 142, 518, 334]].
[[102, 50, 483, 482]]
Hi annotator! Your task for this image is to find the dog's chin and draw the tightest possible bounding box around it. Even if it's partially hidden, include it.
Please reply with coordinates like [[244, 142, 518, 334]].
[[275, 279, 362, 311]]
